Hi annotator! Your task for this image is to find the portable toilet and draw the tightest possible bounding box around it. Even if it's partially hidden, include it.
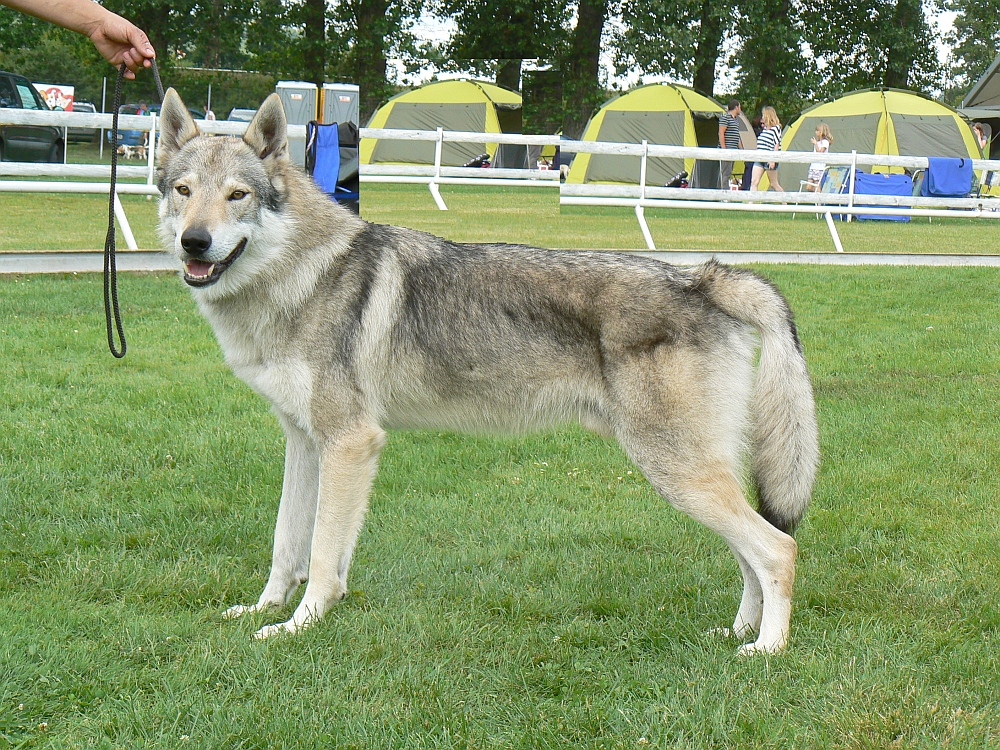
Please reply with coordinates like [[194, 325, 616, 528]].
[[276, 81, 318, 165], [322, 83, 360, 126]]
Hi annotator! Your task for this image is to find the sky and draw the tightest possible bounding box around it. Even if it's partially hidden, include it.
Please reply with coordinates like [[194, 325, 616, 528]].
[[398, 8, 959, 96]]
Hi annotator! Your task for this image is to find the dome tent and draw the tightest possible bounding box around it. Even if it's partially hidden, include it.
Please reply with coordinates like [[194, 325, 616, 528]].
[[779, 89, 983, 190], [565, 83, 725, 187], [360, 79, 522, 168]]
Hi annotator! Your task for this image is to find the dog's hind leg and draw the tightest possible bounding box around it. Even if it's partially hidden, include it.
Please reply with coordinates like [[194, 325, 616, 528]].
[[730, 548, 764, 637], [254, 422, 385, 639], [621, 436, 797, 654], [224, 417, 319, 620]]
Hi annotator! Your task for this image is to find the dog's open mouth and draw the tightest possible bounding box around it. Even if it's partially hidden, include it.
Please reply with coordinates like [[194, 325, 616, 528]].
[[183, 238, 248, 287]]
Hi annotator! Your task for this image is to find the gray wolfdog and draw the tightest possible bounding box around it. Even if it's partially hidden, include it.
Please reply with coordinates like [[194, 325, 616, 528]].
[[157, 89, 818, 654]]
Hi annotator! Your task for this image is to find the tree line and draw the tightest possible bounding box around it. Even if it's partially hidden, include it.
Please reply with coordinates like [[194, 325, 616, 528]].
[[1, 0, 997, 137]]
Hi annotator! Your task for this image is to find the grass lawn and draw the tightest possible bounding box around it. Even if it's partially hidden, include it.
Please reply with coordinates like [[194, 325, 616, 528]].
[[1, 176, 997, 254], [3, 256, 1000, 744]]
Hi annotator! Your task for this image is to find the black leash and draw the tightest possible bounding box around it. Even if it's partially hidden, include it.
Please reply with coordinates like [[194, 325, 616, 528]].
[[104, 59, 165, 358]]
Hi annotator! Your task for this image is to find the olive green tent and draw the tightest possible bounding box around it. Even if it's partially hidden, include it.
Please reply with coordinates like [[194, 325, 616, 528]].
[[361, 79, 521, 167], [779, 89, 984, 190], [565, 83, 724, 187], [960, 52, 999, 161]]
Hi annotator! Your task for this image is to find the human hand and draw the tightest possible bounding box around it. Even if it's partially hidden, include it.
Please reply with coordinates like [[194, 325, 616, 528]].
[[88, 12, 155, 79]]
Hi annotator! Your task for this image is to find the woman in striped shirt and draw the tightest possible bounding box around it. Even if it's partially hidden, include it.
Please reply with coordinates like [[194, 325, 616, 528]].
[[750, 106, 784, 192]]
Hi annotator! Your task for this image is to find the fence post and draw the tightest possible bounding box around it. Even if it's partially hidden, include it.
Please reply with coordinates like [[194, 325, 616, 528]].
[[847, 150, 857, 223], [428, 126, 448, 210], [147, 113, 157, 195], [113, 192, 138, 250], [824, 210, 845, 253], [635, 139, 656, 250]]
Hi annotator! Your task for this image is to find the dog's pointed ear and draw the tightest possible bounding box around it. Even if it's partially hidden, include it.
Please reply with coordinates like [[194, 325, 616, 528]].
[[242, 93, 288, 165], [159, 88, 199, 162]]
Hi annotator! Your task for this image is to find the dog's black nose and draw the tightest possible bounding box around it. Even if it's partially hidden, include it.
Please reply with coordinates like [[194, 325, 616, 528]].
[[181, 226, 213, 257]]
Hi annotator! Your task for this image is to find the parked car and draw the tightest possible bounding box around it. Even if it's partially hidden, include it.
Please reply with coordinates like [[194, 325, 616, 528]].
[[67, 101, 98, 143], [106, 103, 159, 147], [227, 108, 257, 122], [0, 70, 64, 162]]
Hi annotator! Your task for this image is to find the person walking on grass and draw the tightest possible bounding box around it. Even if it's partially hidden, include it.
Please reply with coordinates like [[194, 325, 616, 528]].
[[750, 106, 784, 193], [718, 99, 743, 190]]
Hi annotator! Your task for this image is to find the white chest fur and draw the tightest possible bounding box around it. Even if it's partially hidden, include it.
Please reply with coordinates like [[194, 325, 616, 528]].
[[203, 304, 314, 431]]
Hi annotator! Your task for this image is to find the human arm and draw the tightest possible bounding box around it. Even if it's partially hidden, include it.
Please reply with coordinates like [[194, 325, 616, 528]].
[[0, 0, 155, 79], [719, 122, 727, 148]]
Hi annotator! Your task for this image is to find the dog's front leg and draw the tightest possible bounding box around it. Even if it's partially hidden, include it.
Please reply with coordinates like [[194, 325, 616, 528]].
[[254, 423, 385, 639], [224, 416, 318, 620]]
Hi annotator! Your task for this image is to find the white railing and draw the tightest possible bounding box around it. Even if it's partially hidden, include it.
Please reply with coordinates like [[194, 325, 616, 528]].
[[359, 127, 560, 209], [559, 140, 1000, 252], [0, 109, 305, 248], [5, 108, 998, 254]]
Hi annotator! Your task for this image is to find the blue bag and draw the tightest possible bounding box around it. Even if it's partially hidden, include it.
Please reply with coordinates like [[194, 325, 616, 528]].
[[854, 171, 913, 222]]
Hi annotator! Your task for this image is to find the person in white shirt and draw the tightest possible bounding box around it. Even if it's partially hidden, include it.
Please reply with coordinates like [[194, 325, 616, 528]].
[[805, 123, 833, 191]]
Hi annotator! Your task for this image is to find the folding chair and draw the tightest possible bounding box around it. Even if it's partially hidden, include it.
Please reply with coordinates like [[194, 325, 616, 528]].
[[793, 165, 848, 219], [921, 157, 973, 199], [305, 121, 360, 214]]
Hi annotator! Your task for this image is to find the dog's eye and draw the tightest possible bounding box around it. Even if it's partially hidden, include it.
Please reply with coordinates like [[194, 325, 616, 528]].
[[229, 190, 247, 201], [176, 185, 190, 196]]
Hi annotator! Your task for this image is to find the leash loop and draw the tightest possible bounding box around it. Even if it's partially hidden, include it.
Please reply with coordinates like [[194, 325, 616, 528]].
[[104, 58, 163, 358]]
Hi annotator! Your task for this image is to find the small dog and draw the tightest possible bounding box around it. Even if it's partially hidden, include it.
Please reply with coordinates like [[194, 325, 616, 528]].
[[117, 144, 147, 160], [157, 89, 819, 653]]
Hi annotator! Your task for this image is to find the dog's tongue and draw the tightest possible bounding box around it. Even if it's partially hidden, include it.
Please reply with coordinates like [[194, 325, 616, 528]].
[[186, 259, 214, 277]]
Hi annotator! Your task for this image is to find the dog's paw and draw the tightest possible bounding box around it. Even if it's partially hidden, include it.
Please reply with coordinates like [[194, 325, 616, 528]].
[[707, 626, 734, 639], [736, 640, 784, 657], [252, 618, 304, 640], [222, 604, 255, 620]]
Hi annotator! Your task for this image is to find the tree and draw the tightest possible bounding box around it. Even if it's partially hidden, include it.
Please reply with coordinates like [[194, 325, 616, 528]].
[[803, 0, 941, 102], [330, 0, 425, 124], [939, 0, 1000, 99], [438, 0, 571, 92], [561, 0, 610, 138], [732, 0, 815, 118]]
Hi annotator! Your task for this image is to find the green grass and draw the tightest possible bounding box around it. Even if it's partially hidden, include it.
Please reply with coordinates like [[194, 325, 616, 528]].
[[1, 179, 997, 254], [3, 261, 1000, 746], [361, 183, 1000, 254]]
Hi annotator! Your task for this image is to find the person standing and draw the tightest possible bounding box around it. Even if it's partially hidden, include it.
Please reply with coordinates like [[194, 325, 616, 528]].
[[718, 99, 743, 189], [750, 106, 784, 193], [805, 123, 833, 191]]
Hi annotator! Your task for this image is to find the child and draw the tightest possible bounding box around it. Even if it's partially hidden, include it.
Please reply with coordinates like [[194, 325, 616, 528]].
[[805, 124, 833, 191]]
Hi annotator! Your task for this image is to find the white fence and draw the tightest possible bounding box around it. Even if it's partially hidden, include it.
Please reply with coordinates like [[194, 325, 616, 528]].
[[4, 108, 998, 254], [360, 127, 560, 210], [0, 109, 305, 248], [560, 140, 1000, 251]]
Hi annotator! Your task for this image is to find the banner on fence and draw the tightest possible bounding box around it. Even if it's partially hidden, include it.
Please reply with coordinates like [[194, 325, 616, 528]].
[[32, 84, 74, 111]]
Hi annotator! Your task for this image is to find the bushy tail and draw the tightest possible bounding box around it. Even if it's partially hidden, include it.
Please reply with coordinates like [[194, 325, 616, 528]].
[[693, 261, 819, 535]]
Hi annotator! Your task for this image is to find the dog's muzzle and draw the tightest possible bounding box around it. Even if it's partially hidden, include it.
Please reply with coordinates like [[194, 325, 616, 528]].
[[183, 238, 248, 287]]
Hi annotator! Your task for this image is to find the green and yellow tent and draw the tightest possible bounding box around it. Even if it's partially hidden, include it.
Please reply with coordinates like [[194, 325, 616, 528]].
[[779, 89, 983, 190], [361, 79, 522, 167], [565, 83, 724, 186]]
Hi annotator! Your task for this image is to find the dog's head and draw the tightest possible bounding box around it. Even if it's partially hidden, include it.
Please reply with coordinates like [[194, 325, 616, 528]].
[[157, 88, 291, 297]]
